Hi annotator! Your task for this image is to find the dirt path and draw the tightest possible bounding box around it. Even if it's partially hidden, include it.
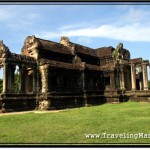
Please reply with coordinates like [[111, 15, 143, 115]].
[[0, 110, 64, 116]]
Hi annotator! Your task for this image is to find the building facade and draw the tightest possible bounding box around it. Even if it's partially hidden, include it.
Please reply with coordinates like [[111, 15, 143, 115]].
[[0, 36, 149, 111]]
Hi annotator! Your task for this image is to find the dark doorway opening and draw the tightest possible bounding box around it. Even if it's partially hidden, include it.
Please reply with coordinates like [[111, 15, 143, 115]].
[[136, 79, 140, 90]]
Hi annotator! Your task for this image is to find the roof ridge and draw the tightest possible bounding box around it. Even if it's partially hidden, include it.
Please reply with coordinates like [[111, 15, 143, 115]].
[[70, 42, 94, 50], [36, 37, 63, 46], [95, 46, 114, 50]]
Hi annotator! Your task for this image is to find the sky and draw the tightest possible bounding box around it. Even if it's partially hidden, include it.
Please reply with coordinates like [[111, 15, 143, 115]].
[[0, 3, 150, 78]]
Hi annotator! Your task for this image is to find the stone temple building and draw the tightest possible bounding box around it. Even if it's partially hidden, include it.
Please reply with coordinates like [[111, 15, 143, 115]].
[[0, 35, 150, 111]]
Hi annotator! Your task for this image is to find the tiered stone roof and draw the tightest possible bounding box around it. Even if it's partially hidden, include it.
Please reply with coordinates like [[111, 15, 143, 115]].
[[71, 42, 98, 58], [95, 46, 115, 58], [37, 38, 73, 55], [39, 59, 83, 70], [129, 58, 142, 63]]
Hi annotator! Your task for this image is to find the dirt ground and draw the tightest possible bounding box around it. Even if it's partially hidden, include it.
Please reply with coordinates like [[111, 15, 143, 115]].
[[0, 110, 64, 116]]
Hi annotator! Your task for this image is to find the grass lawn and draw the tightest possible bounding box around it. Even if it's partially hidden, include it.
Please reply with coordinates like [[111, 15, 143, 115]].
[[0, 102, 150, 145]]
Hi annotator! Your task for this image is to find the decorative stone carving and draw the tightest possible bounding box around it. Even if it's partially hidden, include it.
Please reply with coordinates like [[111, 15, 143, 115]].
[[112, 43, 123, 65], [81, 62, 86, 68], [60, 36, 70, 47], [123, 49, 130, 60], [22, 35, 40, 59], [60, 36, 75, 54], [39, 100, 50, 110], [74, 55, 82, 64], [0, 40, 10, 59]]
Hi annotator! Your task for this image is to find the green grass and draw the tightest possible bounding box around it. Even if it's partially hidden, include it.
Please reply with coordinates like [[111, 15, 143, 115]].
[[0, 102, 150, 145]]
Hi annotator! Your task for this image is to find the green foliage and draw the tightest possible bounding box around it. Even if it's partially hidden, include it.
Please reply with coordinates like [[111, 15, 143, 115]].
[[0, 102, 150, 144], [14, 74, 20, 93]]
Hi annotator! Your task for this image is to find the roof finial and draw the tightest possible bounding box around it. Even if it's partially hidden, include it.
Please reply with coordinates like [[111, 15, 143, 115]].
[[60, 36, 70, 46]]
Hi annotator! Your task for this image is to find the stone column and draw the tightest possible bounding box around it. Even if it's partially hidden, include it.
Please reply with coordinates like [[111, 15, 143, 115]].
[[39, 65, 49, 93], [120, 67, 125, 90], [130, 64, 136, 91], [2, 63, 9, 93], [138, 65, 143, 90], [142, 63, 148, 90]]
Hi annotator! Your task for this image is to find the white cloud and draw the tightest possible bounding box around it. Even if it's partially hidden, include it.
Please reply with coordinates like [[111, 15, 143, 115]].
[[35, 32, 61, 39], [35, 6, 150, 42], [36, 23, 150, 42], [77, 37, 92, 43], [59, 23, 89, 31], [2, 5, 150, 43]]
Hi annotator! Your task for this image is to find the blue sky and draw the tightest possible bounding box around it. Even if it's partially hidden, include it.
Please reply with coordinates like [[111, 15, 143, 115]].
[[0, 3, 150, 78]]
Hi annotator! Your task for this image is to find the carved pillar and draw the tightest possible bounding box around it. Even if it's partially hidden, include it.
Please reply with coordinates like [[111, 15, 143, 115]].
[[120, 67, 125, 90], [2, 63, 9, 93], [139, 65, 143, 90], [39, 65, 49, 93], [142, 63, 148, 90], [130, 64, 136, 91]]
